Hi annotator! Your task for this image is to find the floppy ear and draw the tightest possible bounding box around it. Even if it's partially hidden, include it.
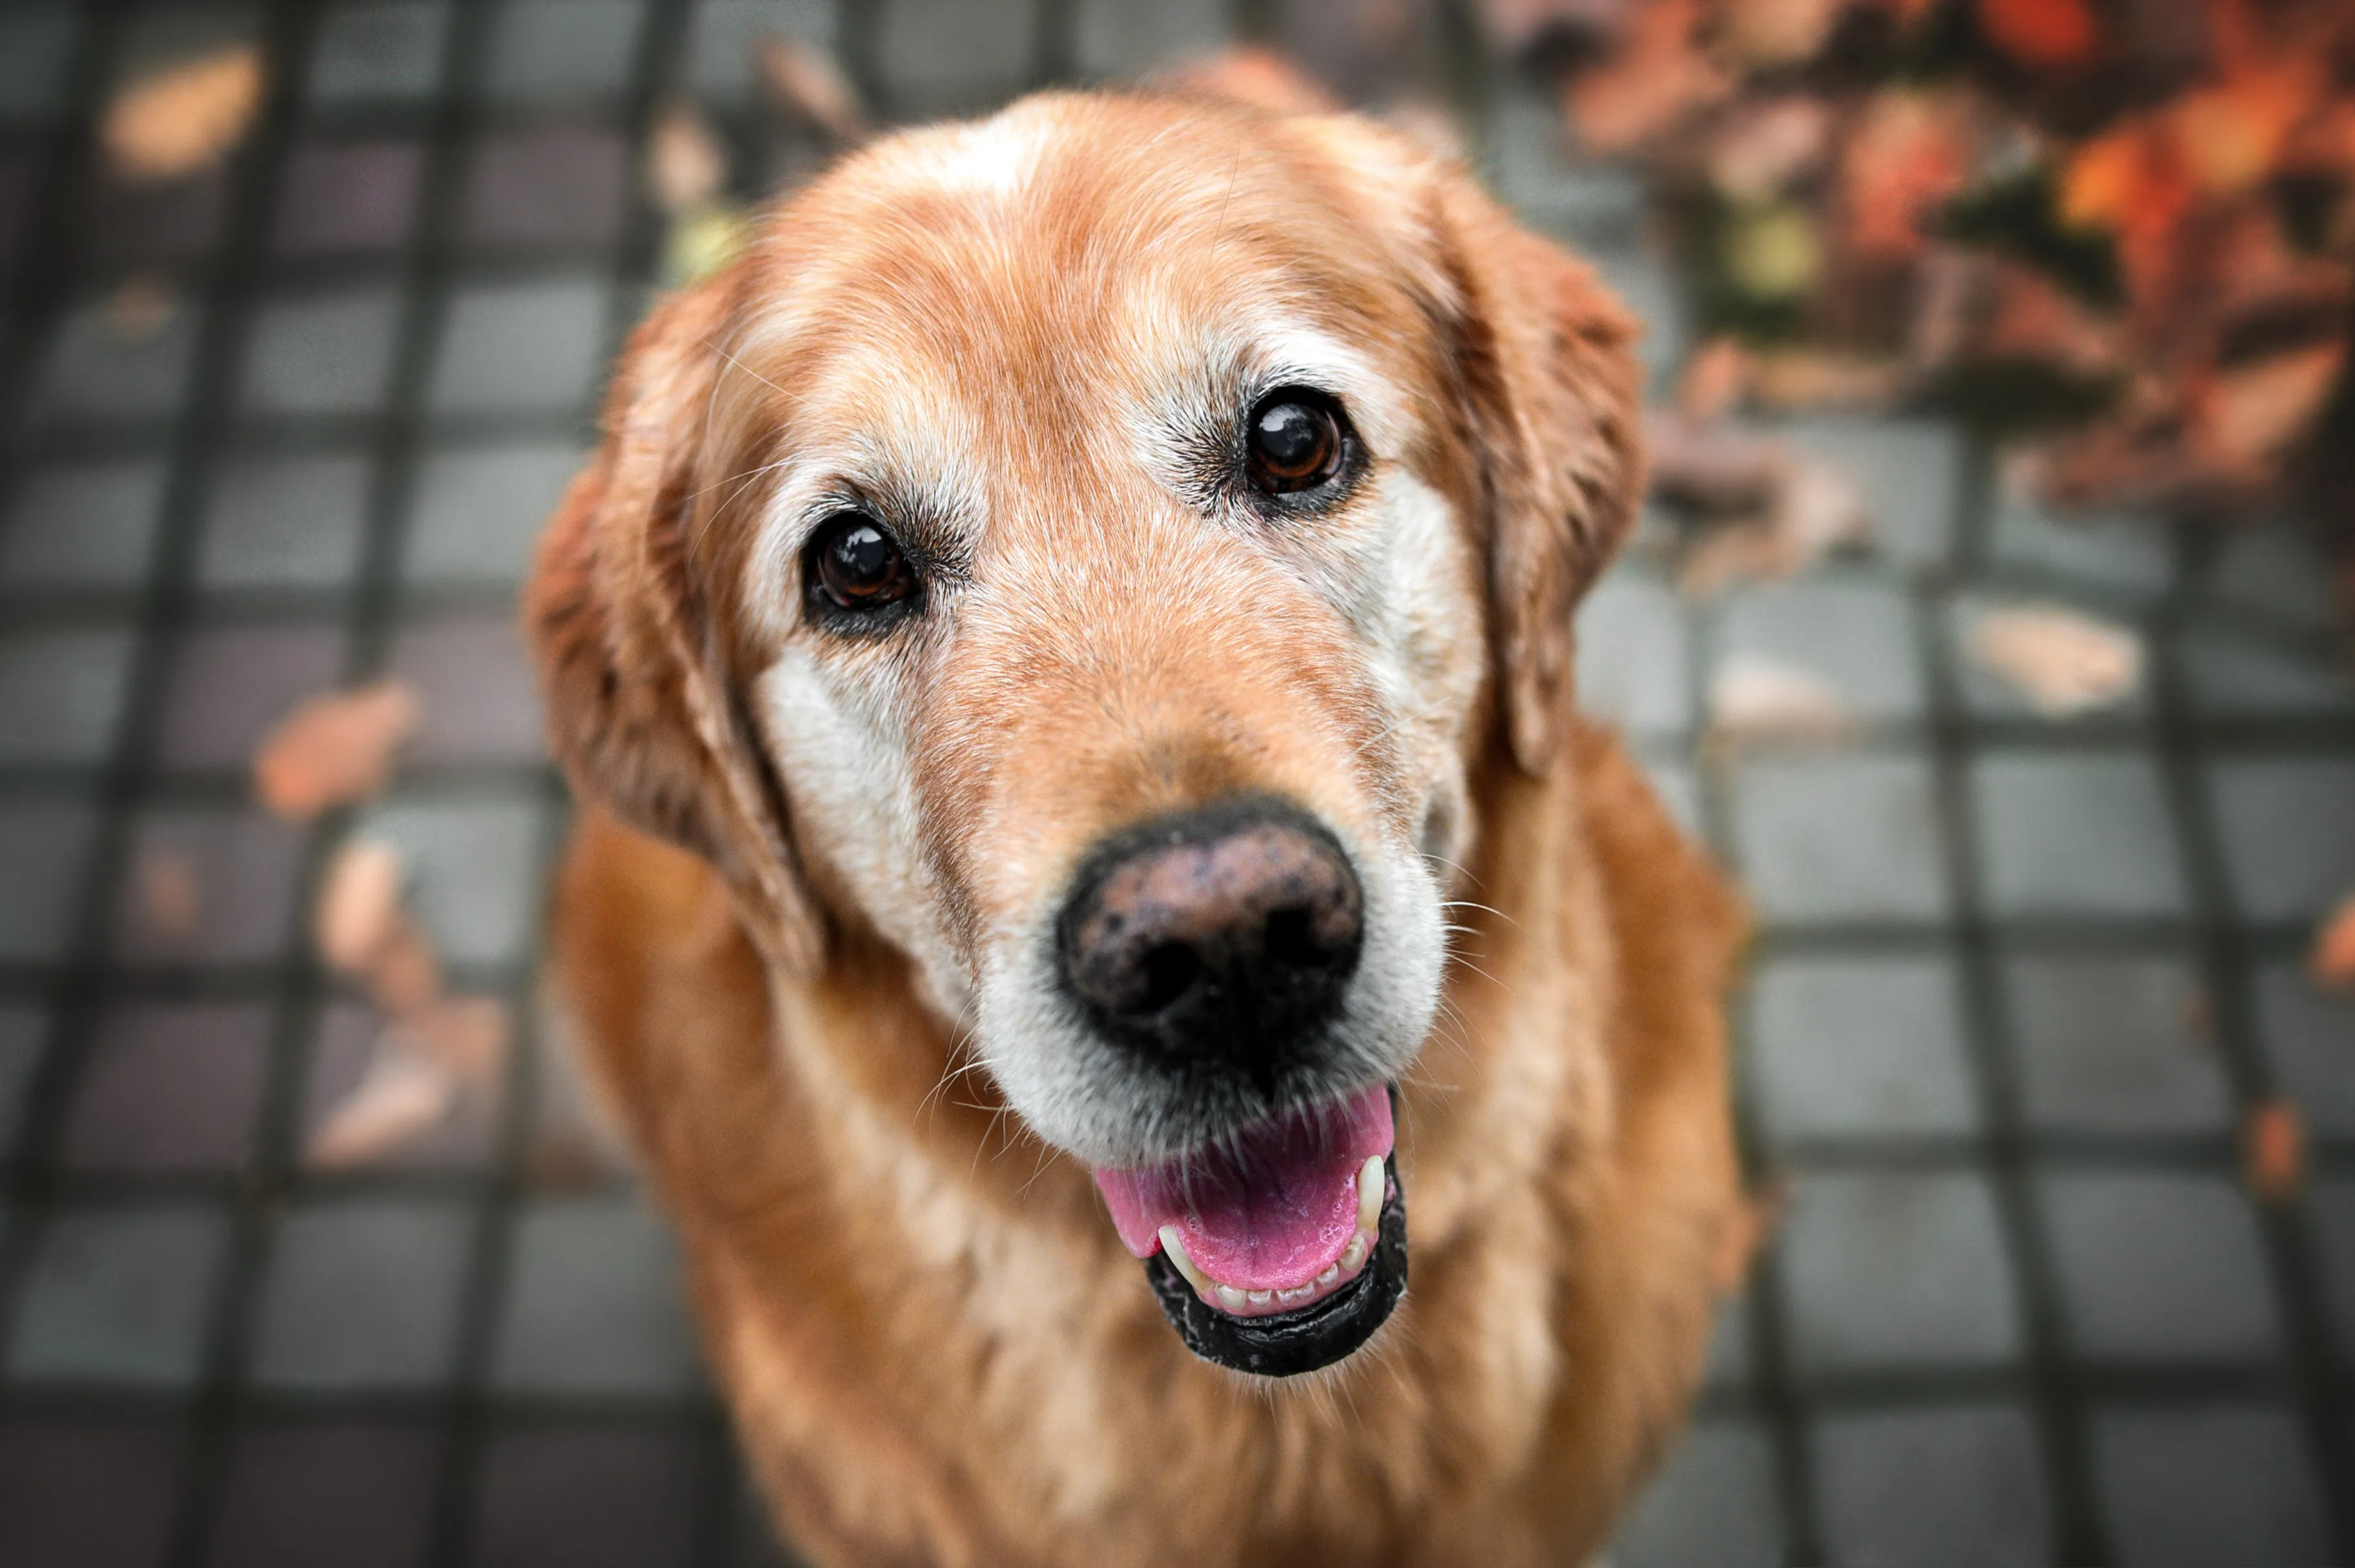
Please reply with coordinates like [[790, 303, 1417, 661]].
[[1433, 176, 1646, 776], [524, 265, 824, 971]]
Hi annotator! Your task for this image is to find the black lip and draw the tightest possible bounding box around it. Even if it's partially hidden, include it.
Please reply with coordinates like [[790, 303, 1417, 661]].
[[1140, 1153, 1407, 1378]]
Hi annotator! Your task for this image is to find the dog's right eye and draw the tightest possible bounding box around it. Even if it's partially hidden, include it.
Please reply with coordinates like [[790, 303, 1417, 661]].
[[809, 513, 916, 615]]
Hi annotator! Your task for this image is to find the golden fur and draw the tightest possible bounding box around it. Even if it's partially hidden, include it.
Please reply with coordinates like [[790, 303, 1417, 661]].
[[527, 86, 1743, 1567]]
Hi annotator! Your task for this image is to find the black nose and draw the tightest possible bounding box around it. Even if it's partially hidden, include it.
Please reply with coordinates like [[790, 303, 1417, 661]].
[[1057, 797, 1364, 1074]]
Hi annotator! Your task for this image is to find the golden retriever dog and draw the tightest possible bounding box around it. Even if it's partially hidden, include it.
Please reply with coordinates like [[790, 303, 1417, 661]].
[[525, 77, 1743, 1567]]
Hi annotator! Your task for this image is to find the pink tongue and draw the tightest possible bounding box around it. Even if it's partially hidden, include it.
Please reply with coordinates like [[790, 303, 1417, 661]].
[[1092, 1087, 1392, 1293]]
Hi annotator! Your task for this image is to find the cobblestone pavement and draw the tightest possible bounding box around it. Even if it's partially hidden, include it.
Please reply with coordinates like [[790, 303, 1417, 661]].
[[1, 3, 2351, 1565]]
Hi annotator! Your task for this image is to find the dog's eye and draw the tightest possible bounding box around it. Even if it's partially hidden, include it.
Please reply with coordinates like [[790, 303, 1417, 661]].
[[810, 513, 915, 612], [1245, 390, 1346, 495]]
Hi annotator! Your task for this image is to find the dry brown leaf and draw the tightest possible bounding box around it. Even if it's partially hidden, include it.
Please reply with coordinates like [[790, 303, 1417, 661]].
[[1745, 351, 1908, 410], [1720, 0, 1840, 68], [103, 46, 264, 183], [1563, 0, 1726, 153], [1678, 338, 1749, 422], [2311, 896, 2355, 991], [393, 996, 511, 1092], [647, 104, 726, 214], [306, 1049, 455, 1169], [1710, 1183, 1785, 1293], [366, 921, 442, 1016], [756, 36, 867, 140], [316, 839, 404, 973], [1976, 0, 2097, 69], [253, 680, 421, 819], [137, 849, 201, 938], [2204, 344, 2345, 468], [1710, 655, 1852, 742], [101, 273, 179, 344], [2244, 1097, 2306, 1203], [1967, 605, 2142, 716]]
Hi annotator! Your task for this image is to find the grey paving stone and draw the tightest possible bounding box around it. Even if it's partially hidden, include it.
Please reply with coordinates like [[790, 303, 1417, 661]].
[[299, 1001, 501, 1171], [403, 439, 588, 586], [1717, 577, 1922, 724], [208, 1421, 443, 1568], [0, 801, 99, 962], [1811, 1404, 2048, 1568], [1987, 487, 2172, 604], [1576, 572, 1690, 738], [1701, 1293, 1749, 1392], [0, 1419, 187, 1568], [876, 0, 1036, 115], [2092, 1406, 2327, 1567], [2202, 524, 2336, 635], [460, 124, 629, 252], [308, 1, 447, 106], [1075, 0, 1225, 76], [1590, 246, 1683, 390], [355, 796, 544, 966], [2042, 1173, 2278, 1362], [2308, 1178, 2355, 1354], [239, 283, 403, 417], [0, 458, 168, 591], [1781, 1170, 2020, 1374], [2251, 963, 2355, 1137], [1611, 1419, 1783, 1568], [2180, 622, 2355, 719], [7, 1203, 230, 1388], [252, 1199, 473, 1390], [470, 1425, 707, 1568], [683, 0, 836, 103], [484, 0, 645, 104], [2006, 955, 2229, 1134], [1749, 954, 1978, 1142], [0, 625, 137, 766], [79, 168, 229, 269], [1970, 753, 2185, 920], [0, 1006, 43, 1160], [2207, 758, 2355, 922], [1783, 420, 1961, 570], [198, 451, 371, 592], [154, 621, 348, 771], [33, 296, 199, 420], [1493, 90, 1647, 246], [493, 1197, 702, 1396], [0, 6, 78, 122], [272, 139, 424, 258], [389, 613, 545, 763], [428, 276, 611, 415], [60, 1002, 270, 1174], [1946, 593, 2151, 723], [1640, 756, 1703, 840], [1731, 753, 1949, 924], [112, 806, 305, 965]]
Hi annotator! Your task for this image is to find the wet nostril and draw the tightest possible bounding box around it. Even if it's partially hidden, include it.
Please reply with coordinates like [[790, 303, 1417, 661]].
[[1262, 906, 1319, 969], [1138, 942, 1201, 1014]]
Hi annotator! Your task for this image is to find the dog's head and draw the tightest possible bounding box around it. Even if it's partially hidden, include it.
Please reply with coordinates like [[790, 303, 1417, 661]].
[[528, 90, 1641, 1376]]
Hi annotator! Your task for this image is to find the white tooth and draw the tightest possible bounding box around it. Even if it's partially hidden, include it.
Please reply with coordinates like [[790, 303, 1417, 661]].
[[1277, 1283, 1313, 1303], [1356, 1155, 1385, 1235], [1215, 1284, 1248, 1310], [1247, 1289, 1273, 1306], [1316, 1262, 1341, 1287], [1340, 1232, 1367, 1272], [1158, 1226, 1213, 1298]]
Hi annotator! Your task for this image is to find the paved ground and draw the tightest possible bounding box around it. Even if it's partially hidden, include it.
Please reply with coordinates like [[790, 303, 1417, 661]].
[[0, 2, 2351, 1565]]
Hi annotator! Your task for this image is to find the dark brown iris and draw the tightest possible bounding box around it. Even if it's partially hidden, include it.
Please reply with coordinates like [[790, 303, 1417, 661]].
[[1245, 390, 1345, 494], [811, 513, 914, 611]]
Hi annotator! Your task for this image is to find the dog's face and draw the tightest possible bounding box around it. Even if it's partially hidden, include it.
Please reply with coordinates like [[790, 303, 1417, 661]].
[[529, 92, 1640, 1376]]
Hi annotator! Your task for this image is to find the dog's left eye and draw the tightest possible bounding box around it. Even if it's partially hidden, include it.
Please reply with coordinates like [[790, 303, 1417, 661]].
[[1245, 390, 1347, 495], [810, 513, 916, 613]]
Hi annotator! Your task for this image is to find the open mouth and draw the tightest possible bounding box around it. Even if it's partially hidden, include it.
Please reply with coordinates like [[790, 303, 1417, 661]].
[[1092, 1084, 1407, 1377]]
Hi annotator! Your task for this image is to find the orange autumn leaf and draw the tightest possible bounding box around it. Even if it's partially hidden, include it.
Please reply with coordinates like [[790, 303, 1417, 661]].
[[253, 680, 422, 819], [2174, 66, 2317, 195], [2313, 895, 2355, 991], [1845, 92, 1970, 260], [2243, 1098, 2306, 1202], [1977, 0, 2097, 69], [2201, 343, 2345, 469], [2060, 128, 2148, 230]]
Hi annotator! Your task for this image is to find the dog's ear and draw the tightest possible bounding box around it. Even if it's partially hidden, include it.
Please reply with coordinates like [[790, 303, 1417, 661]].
[[1431, 174, 1645, 776], [524, 264, 823, 971]]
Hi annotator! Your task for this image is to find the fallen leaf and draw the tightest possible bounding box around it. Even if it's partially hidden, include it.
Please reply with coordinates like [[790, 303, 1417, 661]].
[[2243, 1097, 2306, 1202], [1710, 655, 1852, 741], [137, 849, 201, 938], [1710, 1183, 1785, 1293], [103, 46, 264, 183], [253, 680, 421, 819], [1967, 605, 2142, 715], [1842, 90, 1970, 261], [2204, 344, 2345, 469], [1647, 414, 1788, 515], [1563, 0, 1726, 153], [366, 920, 443, 1016], [646, 104, 727, 213], [101, 273, 178, 344], [1720, 0, 1840, 67], [663, 202, 749, 286], [2311, 895, 2355, 991], [316, 839, 404, 974], [1976, 0, 2098, 70], [306, 1048, 455, 1169], [1708, 96, 1829, 203], [1678, 337, 1749, 422], [392, 995, 510, 1092], [756, 35, 866, 140]]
